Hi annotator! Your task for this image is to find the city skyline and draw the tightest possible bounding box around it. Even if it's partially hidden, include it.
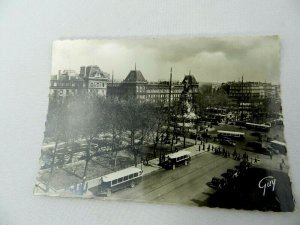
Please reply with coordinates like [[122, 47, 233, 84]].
[[52, 36, 280, 84]]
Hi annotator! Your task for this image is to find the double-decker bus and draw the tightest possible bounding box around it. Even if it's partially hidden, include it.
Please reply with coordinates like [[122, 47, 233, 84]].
[[245, 122, 271, 132], [161, 150, 191, 170], [217, 130, 245, 140], [98, 167, 143, 196]]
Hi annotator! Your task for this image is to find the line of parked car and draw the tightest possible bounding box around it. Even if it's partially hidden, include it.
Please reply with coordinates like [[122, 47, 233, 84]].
[[206, 161, 252, 190]]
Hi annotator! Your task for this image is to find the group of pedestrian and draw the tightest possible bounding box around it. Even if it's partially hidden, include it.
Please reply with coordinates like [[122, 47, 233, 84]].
[[199, 143, 259, 164], [198, 138, 209, 151]]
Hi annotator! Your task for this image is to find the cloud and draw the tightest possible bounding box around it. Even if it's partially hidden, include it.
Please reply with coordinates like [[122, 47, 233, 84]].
[[52, 36, 280, 84]]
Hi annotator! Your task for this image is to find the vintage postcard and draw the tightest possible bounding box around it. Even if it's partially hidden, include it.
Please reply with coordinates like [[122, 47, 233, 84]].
[[34, 36, 294, 211]]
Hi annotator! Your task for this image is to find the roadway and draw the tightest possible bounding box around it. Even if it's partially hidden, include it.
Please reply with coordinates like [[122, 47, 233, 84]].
[[106, 152, 240, 206]]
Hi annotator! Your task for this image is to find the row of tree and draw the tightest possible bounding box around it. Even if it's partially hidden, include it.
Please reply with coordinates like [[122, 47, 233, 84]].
[[43, 95, 170, 192]]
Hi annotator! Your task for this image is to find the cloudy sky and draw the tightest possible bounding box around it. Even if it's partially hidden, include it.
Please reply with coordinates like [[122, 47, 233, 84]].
[[52, 36, 280, 84]]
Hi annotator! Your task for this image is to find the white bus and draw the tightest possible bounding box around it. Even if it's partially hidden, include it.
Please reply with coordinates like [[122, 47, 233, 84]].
[[245, 122, 271, 132], [161, 150, 191, 170], [270, 140, 287, 154], [217, 130, 245, 140], [98, 167, 143, 196]]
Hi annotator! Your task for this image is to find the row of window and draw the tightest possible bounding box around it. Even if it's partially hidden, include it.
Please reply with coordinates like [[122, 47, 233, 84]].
[[51, 81, 84, 87], [145, 88, 183, 94], [175, 155, 189, 162], [89, 82, 106, 88], [111, 172, 139, 186], [145, 94, 181, 99]]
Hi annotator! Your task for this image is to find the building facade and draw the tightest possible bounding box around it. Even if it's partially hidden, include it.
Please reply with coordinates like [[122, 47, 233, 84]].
[[222, 81, 280, 106], [107, 69, 199, 105], [49, 70, 85, 99], [49, 66, 110, 100], [79, 65, 110, 97]]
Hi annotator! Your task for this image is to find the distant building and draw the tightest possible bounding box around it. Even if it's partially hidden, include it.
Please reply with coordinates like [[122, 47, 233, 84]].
[[80, 65, 110, 97], [107, 69, 199, 105], [223, 81, 281, 106], [49, 70, 85, 99], [49, 66, 110, 100]]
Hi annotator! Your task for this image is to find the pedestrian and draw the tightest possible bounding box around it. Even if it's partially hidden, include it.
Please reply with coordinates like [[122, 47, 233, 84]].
[[199, 144, 201, 152], [270, 152, 273, 159], [280, 163, 283, 170], [202, 143, 205, 150], [282, 158, 285, 165]]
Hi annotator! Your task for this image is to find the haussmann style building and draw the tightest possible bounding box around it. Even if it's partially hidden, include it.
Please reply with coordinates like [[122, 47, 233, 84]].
[[49, 65, 110, 100]]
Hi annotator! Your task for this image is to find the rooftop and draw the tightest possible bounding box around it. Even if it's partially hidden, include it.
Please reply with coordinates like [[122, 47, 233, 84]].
[[124, 70, 147, 83], [182, 74, 198, 85]]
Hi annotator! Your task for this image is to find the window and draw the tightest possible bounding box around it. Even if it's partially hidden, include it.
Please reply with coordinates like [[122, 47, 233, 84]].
[[118, 177, 123, 183], [124, 176, 128, 181], [129, 174, 133, 179], [112, 179, 117, 185], [134, 173, 138, 177]]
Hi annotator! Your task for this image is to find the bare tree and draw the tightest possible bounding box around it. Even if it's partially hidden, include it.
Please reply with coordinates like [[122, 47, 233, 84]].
[[104, 98, 127, 170], [121, 99, 154, 167], [43, 99, 70, 192], [68, 94, 108, 193]]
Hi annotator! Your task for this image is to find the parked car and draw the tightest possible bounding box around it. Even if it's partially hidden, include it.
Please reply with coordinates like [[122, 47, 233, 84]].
[[207, 177, 227, 190]]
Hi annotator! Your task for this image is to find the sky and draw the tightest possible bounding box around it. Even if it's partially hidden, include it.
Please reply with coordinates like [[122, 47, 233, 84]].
[[52, 36, 280, 84]]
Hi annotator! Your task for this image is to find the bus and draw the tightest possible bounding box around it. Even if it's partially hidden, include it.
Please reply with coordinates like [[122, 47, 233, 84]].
[[161, 150, 191, 170], [245, 122, 271, 132], [217, 130, 245, 140], [270, 140, 287, 154], [98, 167, 143, 196]]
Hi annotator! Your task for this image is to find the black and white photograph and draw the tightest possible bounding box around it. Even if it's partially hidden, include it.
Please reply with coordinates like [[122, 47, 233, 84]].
[[33, 36, 294, 212]]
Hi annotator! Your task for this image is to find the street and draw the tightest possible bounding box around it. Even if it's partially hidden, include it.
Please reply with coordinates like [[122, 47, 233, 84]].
[[101, 151, 240, 205]]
